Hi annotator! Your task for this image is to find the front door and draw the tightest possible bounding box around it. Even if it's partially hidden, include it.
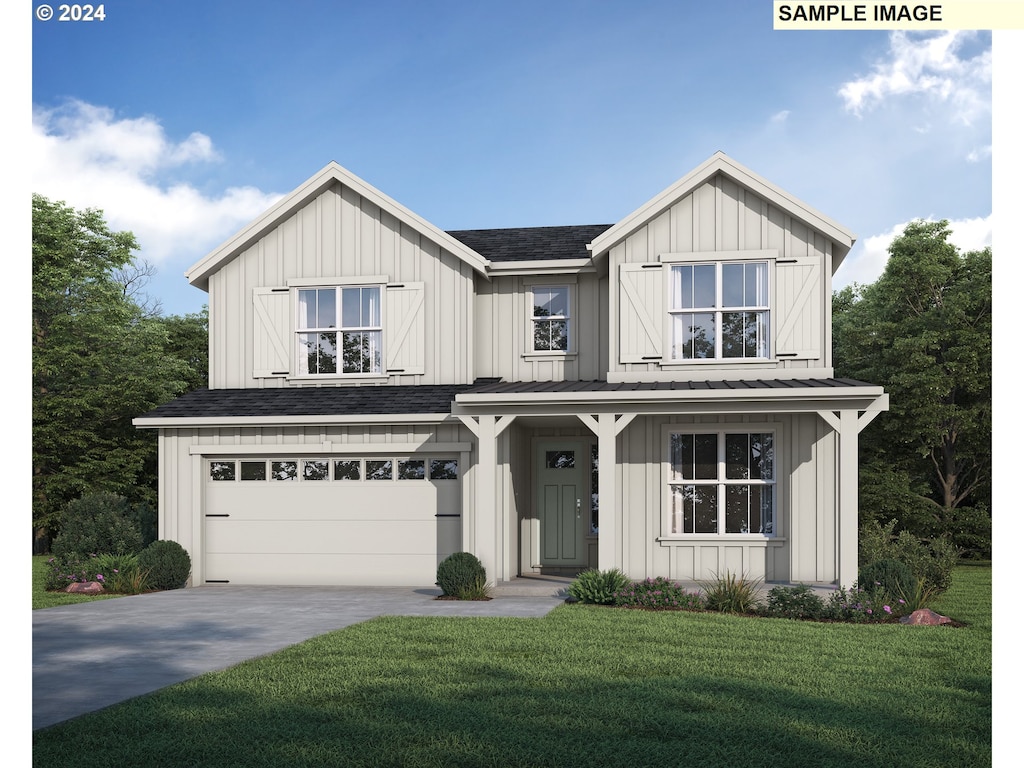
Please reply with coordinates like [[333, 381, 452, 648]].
[[536, 441, 588, 568]]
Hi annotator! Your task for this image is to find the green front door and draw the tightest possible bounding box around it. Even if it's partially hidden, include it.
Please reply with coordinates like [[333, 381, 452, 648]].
[[536, 441, 588, 567]]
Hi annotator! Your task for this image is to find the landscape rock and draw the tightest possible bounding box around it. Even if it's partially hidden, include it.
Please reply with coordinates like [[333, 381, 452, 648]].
[[65, 581, 105, 594], [899, 608, 951, 625]]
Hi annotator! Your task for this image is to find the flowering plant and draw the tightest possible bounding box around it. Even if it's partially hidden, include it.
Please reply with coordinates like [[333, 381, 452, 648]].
[[614, 576, 705, 611]]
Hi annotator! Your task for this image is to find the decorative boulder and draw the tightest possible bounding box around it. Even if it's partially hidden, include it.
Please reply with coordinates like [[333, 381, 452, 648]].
[[65, 581, 105, 594], [899, 608, 951, 625]]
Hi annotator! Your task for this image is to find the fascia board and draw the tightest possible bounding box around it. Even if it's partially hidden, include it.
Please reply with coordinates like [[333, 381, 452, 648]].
[[454, 385, 886, 408], [487, 258, 596, 276], [133, 412, 457, 429], [185, 162, 490, 290], [589, 151, 856, 259]]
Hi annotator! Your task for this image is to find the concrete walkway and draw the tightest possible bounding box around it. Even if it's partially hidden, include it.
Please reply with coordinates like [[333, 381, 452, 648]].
[[33, 583, 565, 731]]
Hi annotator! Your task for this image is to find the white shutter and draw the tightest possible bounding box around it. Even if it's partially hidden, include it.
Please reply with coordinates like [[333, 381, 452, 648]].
[[618, 264, 664, 363], [385, 282, 425, 375], [774, 256, 822, 360], [252, 287, 291, 378]]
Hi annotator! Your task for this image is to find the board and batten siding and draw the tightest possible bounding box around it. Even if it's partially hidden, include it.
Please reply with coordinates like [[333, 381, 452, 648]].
[[609, 413, 838, 584], [208, 181, 476, 389], [473, 272, 607, 382], [610, 173, 834, 379]]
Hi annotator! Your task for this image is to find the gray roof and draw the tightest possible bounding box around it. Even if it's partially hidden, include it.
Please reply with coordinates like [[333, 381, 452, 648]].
[[139, 378, 875, 420], [461, 378, 877, 396], [139, 382, 497, 419], [446, 225, 612, 262]]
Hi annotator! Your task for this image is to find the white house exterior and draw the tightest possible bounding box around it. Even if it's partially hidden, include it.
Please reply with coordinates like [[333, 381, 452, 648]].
[[134, 152, 887, 589]]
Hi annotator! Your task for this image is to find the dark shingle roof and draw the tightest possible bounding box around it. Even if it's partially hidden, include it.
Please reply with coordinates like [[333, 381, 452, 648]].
[[140, 377, 878, 421], [139, 382, 499, 420], [446, 225, 612, 262]]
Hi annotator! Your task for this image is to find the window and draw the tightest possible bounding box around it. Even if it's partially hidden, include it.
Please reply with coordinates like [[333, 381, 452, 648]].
[[297, 286, 382, 375], [667, 431, 775, 535], [531, 285, 570, 352], [669, 262, 768, 360], [209, 457, 458, 482]]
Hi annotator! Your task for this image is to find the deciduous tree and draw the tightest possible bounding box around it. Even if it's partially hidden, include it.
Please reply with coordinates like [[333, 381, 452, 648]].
[[833, 220, 991, 554]]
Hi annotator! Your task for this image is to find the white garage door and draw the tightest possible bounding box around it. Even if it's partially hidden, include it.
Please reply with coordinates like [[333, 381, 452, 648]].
[[203, 456, 461, 586]]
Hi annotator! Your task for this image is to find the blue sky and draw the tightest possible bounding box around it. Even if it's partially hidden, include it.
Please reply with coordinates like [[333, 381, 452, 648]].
[[29, 1, 995, 318]]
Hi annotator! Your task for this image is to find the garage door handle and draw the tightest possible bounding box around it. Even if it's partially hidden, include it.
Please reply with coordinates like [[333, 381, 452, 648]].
[[206, 514, 230, 518]]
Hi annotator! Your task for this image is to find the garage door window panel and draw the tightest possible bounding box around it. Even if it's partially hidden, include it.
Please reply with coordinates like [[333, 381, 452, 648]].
[[334, 459, 361, 480], [241, 461, 267, 481]]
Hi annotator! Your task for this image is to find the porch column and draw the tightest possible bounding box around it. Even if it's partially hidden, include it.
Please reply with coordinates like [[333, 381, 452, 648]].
[[819, 397, 886, 589], [579, 412, 635, 574], [836, 409, 860, 590], [457, 414, 515, 585]]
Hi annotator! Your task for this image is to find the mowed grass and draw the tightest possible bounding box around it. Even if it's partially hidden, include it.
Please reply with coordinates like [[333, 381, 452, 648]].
[[33, 567, 991, 768], [32, 555, 123, 609]]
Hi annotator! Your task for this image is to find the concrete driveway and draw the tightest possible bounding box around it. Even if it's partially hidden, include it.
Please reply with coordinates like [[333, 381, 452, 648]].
[[33, 584, 565, 730]]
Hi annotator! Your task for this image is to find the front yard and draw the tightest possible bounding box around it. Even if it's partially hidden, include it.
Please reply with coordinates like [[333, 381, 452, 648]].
[[32, 564, 991, 767]]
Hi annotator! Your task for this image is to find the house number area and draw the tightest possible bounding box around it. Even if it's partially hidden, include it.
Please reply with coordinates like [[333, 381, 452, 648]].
[[36, 4, 107, 22]]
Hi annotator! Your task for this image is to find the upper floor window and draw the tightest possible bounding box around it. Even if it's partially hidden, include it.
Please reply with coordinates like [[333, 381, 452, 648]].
[[532, 285, 570, 352], [669, 262, 768, 360], [297, 286, 382, 375]]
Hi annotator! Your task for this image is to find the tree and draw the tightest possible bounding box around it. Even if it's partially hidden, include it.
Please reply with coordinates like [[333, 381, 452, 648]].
[[833, 220, 991, 555], [32, 195, 192, 547]]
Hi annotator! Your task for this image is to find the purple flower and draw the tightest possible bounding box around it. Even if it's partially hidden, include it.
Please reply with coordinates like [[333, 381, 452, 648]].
[[883, 605, 892, 614]]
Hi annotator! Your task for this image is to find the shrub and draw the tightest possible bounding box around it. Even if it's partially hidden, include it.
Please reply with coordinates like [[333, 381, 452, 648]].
[[138, 540, 191, 590], [91, 553, 150, 594], [699, 571, 763, 613], [51, 492, 143, 559], [567, 568, 630, 605], [824, 584, 904, 623], [436, 552, 487, 598], [859, 519, 960, 593], [762, 584, 826, 620], [43, 554, 100, 591], [858, 559, 916, 598], [614, 576, 704, 610]]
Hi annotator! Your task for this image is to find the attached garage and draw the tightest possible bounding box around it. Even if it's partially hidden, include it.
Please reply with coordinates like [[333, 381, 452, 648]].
[[202, 455, 462, 586]]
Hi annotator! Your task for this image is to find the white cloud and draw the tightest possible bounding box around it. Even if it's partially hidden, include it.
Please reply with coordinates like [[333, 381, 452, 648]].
[[32, 100, 281, 265], [769, 109, 790, 124], [838, 31, 991, 125], [835, 214, 992, 289], [967, 144, 992, 163]]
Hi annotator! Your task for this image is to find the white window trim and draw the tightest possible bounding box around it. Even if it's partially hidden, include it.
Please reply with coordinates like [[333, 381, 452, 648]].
[[661, 423, 779, 539], [294, 283, 386, 378], [659, 250, 776, 365], [525, 278, 575, 355]]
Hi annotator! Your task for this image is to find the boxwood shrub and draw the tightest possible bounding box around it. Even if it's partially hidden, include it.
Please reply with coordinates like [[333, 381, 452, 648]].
[[138, 540, 191, 590]]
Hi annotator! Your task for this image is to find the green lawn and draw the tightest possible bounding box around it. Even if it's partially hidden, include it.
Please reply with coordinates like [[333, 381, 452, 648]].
[[32, 555, 123, 609], [32, 565, 991, 768]]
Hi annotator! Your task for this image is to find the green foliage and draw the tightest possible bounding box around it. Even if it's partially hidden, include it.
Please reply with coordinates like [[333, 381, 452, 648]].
[[698, 571, 762, 613], [761, 585, 826, 620], [91, 553, 150, 594], [612, 576, 704, 610], [858, 558, 916, 598], [566, 568, 630, 605], [43, 554, 99, 591], [436, 552, 488, 598], [860, 519, 960, 593], [138, 540, 191, 590], [32, 195, 206, 544], [51, 492, 144, 559], [833, 220, 991, 555]]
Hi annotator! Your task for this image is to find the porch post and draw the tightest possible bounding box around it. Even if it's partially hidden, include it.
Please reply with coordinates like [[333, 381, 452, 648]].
[[596, 412, 619, 573], [837, 409, 860, 589], [474, 415, 499, 586]]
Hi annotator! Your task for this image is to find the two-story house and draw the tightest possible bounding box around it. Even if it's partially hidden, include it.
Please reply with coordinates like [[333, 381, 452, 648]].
[[134, 152, 887, 589]]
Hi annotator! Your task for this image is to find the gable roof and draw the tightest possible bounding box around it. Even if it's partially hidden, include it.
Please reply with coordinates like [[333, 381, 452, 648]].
[[588, 151, 857, 267], [185, 162, 491, 291], [448, 225, 611, 262]]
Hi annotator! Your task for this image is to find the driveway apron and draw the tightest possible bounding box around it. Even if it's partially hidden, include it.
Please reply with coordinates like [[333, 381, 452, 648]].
[[33, 585, 564, 730]]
